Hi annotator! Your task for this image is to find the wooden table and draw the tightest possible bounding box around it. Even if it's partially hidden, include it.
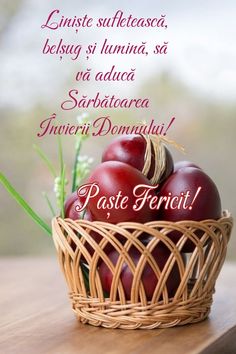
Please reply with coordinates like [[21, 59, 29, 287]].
[[0, 258, 235, 354]]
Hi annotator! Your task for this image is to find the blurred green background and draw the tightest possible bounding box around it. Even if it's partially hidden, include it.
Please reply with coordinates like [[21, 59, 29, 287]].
[[0, 0, 235, 259]]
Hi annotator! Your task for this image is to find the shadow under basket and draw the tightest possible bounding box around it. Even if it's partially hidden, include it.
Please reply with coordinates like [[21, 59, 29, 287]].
[[52, 211, 233, 330]]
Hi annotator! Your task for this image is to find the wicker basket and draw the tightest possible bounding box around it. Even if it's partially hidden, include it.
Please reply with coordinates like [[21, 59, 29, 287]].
[[52, 211, 233, 329]]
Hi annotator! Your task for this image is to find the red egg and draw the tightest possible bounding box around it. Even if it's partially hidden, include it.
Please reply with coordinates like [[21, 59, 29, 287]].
[[161, 148, 174, 183], [65, 192, 114, 261], [102, 134, 173, 184], [98, 244, 181, 300], [158, 167, 222, 251], [102, 134, 145, 171], [65, 191, 87, 220], [87, 161, 157, 223], [174, 160, 200, 172]]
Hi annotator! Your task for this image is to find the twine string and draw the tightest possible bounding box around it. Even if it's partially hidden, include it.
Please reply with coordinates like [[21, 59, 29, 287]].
[[142, 134, 185, 185]]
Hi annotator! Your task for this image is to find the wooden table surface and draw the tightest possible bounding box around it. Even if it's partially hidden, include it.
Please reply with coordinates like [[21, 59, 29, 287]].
[[0, 257, 235, 354]]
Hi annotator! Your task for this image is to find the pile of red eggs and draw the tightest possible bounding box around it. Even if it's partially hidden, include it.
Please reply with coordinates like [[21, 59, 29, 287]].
[[65, 134, 222, 300]]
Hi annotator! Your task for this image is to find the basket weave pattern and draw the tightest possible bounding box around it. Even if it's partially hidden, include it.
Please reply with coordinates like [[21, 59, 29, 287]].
[[52, 211, 232, 329]]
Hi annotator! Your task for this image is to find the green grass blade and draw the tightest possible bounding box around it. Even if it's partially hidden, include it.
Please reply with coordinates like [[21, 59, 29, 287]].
[[42, 192, 56, 217], [57, 136, 63, 175], [57, 136, 66, 218], [0, 172, 52, 236], [72, 137, 82, 192], [33, 144, 57, 178], [81, 263, 90, 292], [60, 165, 66, 218]]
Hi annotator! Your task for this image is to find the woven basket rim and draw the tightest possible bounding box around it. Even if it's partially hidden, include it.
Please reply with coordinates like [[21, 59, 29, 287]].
[[54, 209, 232, 226]]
